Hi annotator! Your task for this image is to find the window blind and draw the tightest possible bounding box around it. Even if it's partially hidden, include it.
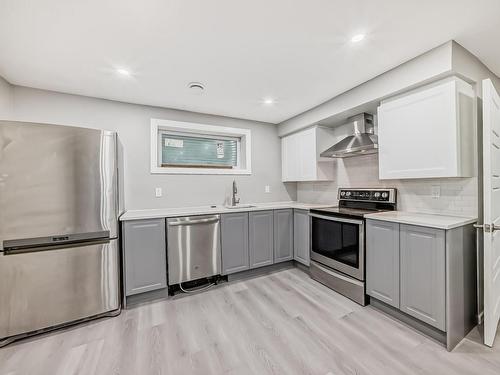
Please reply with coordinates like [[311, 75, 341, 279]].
[[161, 133, 238, 168]]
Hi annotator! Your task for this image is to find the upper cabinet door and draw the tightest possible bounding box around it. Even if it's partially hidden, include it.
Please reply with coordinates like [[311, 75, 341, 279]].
[[281, 133, 298, 181], [378, 77, 474, 179], [297, 127, 317, 181], [281, 126, 335, 182]]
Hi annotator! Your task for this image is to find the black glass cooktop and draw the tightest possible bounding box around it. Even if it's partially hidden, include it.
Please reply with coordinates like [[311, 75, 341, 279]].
[[310, 206, 387, 219]]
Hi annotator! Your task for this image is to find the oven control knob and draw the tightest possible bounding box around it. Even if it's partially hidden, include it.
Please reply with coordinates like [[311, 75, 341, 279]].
[[346, 192, 351, 196], [340, 191, 345, 197], [381, 192, 389, 199], [374, 192, 381, 198]]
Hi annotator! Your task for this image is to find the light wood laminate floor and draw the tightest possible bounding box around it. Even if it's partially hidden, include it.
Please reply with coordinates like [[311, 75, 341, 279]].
[[1, 267, 500, 375]]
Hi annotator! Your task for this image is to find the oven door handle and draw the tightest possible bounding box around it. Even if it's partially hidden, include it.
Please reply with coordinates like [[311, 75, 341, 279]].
[[308, 213, 364, 225]]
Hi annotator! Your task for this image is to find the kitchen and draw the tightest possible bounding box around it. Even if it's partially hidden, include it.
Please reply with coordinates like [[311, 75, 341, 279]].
[[1, 1, 500, 374]]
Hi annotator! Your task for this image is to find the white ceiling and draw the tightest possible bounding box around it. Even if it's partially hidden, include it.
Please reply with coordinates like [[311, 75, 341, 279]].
[[1, 0, 499, 124]]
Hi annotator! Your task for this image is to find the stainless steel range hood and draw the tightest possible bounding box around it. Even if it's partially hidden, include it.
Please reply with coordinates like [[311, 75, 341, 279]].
[[320, 113, 377, 158]]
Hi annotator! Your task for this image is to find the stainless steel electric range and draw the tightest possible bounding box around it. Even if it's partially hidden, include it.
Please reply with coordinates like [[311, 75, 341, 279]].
[[309, 188, 397, 305]]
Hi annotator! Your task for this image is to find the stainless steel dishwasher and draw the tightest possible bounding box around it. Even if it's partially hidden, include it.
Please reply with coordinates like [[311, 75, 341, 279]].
[[167, 214, 221, 285]]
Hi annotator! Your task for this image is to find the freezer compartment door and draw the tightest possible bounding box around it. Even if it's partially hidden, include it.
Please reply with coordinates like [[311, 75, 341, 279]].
[[0, 239, 120, 340], [0, 121, 118, 250]]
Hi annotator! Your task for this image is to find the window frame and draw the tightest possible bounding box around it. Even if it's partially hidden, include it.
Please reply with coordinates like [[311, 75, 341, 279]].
[[150, 119, 252, 175]]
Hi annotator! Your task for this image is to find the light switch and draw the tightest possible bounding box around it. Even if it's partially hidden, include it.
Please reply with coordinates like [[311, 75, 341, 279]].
[[265, 185, 271, 193], [155, 187, 162, 197], [431, 185, 440, 199]]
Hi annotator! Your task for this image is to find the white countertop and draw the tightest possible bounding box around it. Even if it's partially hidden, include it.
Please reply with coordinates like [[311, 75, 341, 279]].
[[364, 211, 477, 230], [120, 201, 332, 221]]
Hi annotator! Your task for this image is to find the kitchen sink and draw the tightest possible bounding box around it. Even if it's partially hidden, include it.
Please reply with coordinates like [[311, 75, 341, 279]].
[[225, 204, 256, 209]]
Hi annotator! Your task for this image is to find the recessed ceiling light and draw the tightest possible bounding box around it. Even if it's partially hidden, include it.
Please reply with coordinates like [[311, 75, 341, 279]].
[[116, 68, 131, 76], [351, 34, 365, 43], [263, 98, 275, 105]]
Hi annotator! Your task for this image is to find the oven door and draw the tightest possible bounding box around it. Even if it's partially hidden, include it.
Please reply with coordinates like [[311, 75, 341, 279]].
[[309, 213, 364, 280]]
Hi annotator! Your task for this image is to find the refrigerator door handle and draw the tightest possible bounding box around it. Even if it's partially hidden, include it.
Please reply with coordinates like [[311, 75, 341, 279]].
[[2, 231, 111, 254], [2, 238, 112, 255]]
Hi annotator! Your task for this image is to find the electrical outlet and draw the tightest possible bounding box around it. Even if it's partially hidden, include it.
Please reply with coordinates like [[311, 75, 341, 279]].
[[431, 185, 440, 199], [265, 185, 271, 193], [155, 187, 162, 197]]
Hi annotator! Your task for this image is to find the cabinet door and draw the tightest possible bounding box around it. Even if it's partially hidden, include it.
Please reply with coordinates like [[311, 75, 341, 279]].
[[281, 127, 335, 182], [378, 78, 473, 179], [298, 127, 317, 181], [281, 134, 298, 182], [400, 224, 446, 330], [294, 209, 310, 266], [123, 219, 167, 296], [366, 220, 400, 308], [249, 211, 274, 268], [274, 209, 294, 263], [221, 212, 249, 275]]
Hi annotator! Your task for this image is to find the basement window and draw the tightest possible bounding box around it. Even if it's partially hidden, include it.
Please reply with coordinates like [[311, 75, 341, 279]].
[[160, 132, 238, 169], [151, 119, 252, 175]]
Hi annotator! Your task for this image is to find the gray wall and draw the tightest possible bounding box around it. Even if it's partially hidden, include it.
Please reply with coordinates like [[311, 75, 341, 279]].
[[277, 40, 500, 137], [0, 76, 13, 118], [277, 41, 454, 136], [7, 85, 296, 210], [452, 41, 500, 95]]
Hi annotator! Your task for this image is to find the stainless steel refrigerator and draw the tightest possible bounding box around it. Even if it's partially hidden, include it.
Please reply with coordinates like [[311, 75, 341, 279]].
[[0, 120, 120, 347]]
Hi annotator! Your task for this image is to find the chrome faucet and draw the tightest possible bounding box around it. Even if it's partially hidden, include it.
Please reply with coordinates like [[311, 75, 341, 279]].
[[231, 180, 240, 206]]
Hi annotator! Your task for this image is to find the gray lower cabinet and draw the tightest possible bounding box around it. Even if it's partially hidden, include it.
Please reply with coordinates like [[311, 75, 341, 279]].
[[366, 220, 400, 308], [249, 210, 274, 268], [294, 209, 310, 266], [221, 212, 249, 275], [400, 224, 446, 330], [274, 209, 294, 263], [123, 218, 167, 296]]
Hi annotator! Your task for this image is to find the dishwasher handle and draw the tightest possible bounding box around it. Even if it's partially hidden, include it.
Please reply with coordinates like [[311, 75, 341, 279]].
[[168, 216, 220, 227]]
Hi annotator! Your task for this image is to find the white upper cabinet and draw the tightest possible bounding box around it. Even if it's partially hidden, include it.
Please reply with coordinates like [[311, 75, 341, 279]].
[[281, 126, 335, 182], [378, 77, 475, 179]]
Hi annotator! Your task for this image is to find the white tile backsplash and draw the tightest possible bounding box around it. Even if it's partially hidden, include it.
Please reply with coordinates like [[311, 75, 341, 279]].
[[297, 154, 478, 217]]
